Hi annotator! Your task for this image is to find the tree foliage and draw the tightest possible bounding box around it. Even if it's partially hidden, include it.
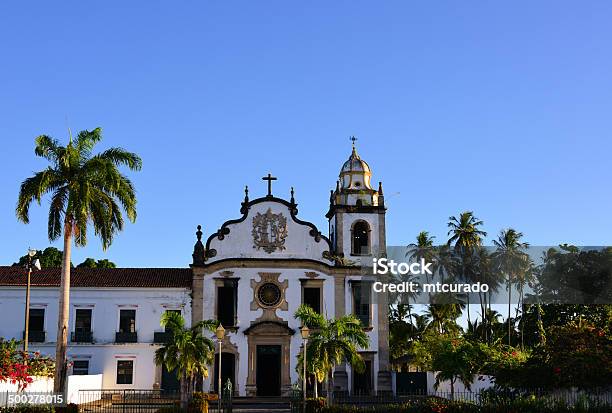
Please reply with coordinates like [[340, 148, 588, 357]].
[[15, 128, 141, 392], [13, 247, 65, 268], [154, 312, 218, 408], [295, 305, 369, 400], [0, 339, 55, 390]]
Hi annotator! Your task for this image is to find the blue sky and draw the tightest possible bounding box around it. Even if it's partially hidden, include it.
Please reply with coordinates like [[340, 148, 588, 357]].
[[1, 1, 611, 267]]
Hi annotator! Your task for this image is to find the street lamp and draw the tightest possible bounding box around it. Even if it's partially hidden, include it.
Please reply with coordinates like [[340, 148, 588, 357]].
[[215, 324, 225, 410], [300, 325, 310, 402], [23, 248, 41, 352]]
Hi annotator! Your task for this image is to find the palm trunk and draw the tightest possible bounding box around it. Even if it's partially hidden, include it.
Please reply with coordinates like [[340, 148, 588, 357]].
[[520, 284, 525, 350], [450, 378, 455, 401], [329, 369, 334, 405], [53, 223, 72, 393], [180, 375, 188, 409], [507, 275, 512, 347], [314, 375, 318, 398], [478, 293, 486, 342]]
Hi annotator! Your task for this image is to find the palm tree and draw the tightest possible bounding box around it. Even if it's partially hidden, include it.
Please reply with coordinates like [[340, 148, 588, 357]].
[[491, 228, 530, 346], [16, 129, 142, 391], [424, 303, 463, 335], [295, 305, 369, 403], [447, 211, 487, 325], [407, 231, 437, 308], [155, 312, 218, 408]]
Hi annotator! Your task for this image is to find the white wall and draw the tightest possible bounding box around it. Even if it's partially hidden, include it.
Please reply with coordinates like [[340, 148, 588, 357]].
[[200, 267, 341, 395], [200, 267, 381, 396], [426, 372, 494, 396], [0, 377, 54, 393], [67, 374, 103, 404], [207, 201, 333, 264], [0, 286, 191, 390]]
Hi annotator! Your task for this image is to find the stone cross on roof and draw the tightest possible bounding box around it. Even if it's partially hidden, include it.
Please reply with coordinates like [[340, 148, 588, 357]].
[[262, 173, 277, 197]]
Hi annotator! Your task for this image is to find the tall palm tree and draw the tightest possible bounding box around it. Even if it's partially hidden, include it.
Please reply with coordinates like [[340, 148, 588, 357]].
[[155, 312, 218, 409], [407, 231, 437, 308], [16, 129, 142, 391], [491, 228, 530, 346], [295, 305, 369, 403], [447, 211, 487, 325]]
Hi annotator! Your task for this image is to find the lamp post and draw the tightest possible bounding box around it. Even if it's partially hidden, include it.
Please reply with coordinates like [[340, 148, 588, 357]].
[[300, 325, 310, 403], [215, 324, 225, 411], [23, 248, 41, 352]]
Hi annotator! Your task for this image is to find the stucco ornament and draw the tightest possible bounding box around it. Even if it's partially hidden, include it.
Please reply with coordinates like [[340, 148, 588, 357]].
[[252, 208, 288, 253]]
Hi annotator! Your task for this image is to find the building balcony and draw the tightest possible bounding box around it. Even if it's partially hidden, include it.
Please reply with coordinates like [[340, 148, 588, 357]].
[[153, 331, 171, 344], [71, 331, 93, 343], [23, 330, 45, 343], [115, 331, 138, 343]]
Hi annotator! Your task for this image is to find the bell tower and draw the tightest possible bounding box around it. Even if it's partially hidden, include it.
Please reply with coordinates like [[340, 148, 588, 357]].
[[326, 139, 387, 266]]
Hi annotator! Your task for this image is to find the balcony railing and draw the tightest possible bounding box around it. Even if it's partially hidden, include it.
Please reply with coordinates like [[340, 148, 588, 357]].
[[23, 330, 46, 343], [115, 331, 138, 343], [71, 330, 93, 343], [153, 331, 171, 344]]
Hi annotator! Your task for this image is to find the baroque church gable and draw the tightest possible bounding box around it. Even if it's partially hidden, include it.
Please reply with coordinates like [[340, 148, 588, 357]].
[[205, 195, 334, 264]]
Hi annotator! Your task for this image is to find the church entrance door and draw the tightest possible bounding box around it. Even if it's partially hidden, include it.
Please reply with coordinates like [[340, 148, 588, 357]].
[[256, 345, 281, 396]]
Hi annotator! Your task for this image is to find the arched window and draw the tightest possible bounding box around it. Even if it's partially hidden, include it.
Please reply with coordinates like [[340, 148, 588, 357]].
[[351, 221, 370, 255]]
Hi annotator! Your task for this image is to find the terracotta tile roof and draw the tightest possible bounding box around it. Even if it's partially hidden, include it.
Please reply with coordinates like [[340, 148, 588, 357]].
[[0, 266, 192, 288]]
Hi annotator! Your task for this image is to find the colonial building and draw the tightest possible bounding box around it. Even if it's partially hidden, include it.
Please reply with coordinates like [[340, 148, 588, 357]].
[[0, 145, 390, 396]]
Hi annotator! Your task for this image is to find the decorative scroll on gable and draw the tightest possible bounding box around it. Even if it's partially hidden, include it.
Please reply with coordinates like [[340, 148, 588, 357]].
[[204, 198, 333, 264]]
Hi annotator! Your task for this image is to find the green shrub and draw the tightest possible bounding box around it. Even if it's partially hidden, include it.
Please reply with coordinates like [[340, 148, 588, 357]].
[[54, 404, 78, 413], [305, 397, 327, 413], [317, 397, 611, 413]]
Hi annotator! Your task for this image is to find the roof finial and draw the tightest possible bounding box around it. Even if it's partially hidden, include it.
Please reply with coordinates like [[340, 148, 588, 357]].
[[378, 181, 384, 195], [244, 185, 249, 202], [192, 225, 205, 265], [290, 186, 295, 204], [336, 180, 340, 192]]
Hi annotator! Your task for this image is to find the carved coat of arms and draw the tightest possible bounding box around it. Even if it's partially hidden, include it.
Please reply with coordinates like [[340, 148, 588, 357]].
[[252, 208, 288, 253]]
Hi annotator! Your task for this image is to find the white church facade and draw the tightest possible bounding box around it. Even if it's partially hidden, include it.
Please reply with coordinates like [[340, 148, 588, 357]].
[[0, 146, 391, 396]]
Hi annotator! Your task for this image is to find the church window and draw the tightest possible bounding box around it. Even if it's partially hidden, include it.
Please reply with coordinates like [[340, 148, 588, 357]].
[[119, 310, 136, 333], [303, 287, 321, 314], [351, 221, 370, 255], [257, 282, 281, 307], [72, 360, 89, 376], [217, 280, 237, 327], [29, 308, 45, 332], [352, 282, 371, 327], [116, 360, 133, 384], [116, 309, 137, 343]]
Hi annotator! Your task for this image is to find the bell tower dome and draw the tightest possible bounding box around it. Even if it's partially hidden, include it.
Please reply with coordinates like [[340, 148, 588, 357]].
[[326, 140, 387, 264]]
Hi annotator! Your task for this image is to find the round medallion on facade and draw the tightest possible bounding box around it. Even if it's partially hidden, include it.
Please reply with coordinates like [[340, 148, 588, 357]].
[[257, 282, 282, 307]]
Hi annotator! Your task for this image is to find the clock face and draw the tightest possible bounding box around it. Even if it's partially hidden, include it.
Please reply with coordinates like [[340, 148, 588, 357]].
[[257, 282, 282, 307]]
